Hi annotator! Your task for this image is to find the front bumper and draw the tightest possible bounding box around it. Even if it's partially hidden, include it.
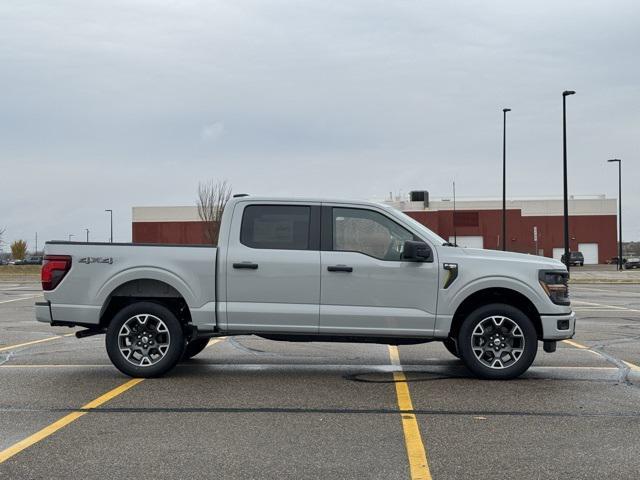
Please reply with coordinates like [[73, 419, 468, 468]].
[[540, 311, 576, 340], [35, 301, 52, 323]]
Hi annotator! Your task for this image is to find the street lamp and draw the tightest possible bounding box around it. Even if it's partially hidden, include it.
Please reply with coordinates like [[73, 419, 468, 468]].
[[105, 209, 113, 243], [85, 228, 90, 243], [502, 107, 511, 251], [607, 159, 622, 271], [562, 90, 575, 272]]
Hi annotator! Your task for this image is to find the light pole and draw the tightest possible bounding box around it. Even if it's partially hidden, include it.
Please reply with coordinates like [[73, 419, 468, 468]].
[[453, 180, 457, 246], [85, 228, 90, 242], [105, 209, 113, 243], [562, 90, 575, 272], [608, 159, 622, 270], [502, 107, 511, 251], [68, 234, 75, 241]]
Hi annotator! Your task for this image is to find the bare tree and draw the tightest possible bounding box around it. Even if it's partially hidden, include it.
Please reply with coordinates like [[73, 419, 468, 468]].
[[197, 180, 232, 245], [0, 227, 5, 248]]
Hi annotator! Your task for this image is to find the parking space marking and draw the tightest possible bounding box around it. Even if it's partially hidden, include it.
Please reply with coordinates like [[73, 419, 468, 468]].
[[572, 300, 640, 314], [0, 378, 144, 464], [0, 337, 228, 464], [563, 339, 640, 369], [623, 361, 640, 372], [0, 294, 43, 305], [0, 334, 74, 353], [388, 346, 432, 480]]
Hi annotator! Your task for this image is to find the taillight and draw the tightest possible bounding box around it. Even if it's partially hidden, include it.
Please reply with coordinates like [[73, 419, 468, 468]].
[[42, 255, 72, 291]]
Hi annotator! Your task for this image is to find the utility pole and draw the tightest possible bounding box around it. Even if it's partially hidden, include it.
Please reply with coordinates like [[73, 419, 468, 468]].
[[562, 90, 576, 272], [35, 232, 38, 255], [502, 107, 511, 251], [85, 229, 90, 242], [453, 181, 457, 246], [608, 159, 623, 271]]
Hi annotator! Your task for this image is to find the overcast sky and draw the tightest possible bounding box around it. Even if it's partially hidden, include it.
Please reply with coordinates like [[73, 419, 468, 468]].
[[1, 0, 639, 249]]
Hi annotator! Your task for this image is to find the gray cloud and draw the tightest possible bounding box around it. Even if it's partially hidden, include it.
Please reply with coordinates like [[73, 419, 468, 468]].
[[1, 0, 639, 248]]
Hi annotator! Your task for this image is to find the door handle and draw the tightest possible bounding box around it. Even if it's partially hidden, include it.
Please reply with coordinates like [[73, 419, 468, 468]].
[[233, 262, 259, 270], [327, 265, 353, 273]]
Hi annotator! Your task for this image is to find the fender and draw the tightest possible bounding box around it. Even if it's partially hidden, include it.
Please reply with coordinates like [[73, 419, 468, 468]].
[[442, 275, 548, 316]]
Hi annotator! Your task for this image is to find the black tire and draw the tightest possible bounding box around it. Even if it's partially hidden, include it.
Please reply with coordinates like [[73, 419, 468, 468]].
[[580, 262, 584, 267], [106, 301, 185, 378], [443, 338, 460, 358], [183, 338, 210, 360], [457, 303, 537, 380]]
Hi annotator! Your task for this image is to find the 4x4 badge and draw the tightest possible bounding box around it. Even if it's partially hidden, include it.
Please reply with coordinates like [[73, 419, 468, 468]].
[[79, 257, 113, 265]]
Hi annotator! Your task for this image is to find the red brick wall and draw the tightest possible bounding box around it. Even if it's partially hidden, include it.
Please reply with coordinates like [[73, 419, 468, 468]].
[[133, 210, 617, 263], [405, 210, 616, 263], [133, 221, 208, 245]]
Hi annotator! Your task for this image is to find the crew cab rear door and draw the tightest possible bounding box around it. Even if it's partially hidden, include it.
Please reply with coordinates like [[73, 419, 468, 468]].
[[224, 201, 321, 333], [319, 205, 438, 336]]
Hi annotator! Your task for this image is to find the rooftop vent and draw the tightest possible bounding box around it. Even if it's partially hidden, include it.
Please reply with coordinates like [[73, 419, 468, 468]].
[[409, 191, 429, 208]]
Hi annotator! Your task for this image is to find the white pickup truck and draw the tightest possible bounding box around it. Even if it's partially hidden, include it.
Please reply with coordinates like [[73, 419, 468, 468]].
[[36, 196, 575, 379]]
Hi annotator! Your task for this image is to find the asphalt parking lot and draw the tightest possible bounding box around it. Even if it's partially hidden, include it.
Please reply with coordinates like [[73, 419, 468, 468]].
[[1, 281, 640, 479]]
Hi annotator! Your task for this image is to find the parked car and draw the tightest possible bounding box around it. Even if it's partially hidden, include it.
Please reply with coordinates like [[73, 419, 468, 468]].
[[561, 251, 584, 266], [36, 196, 575, 380], [0, 259, 9, 266], [624, 258, 640, 270], [607, 256, 626, 265], [22, 256, 43, 265]]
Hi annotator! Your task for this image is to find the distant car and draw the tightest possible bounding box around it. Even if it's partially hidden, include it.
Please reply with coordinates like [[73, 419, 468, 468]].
[[607, 256, 625, 265], [624, 258, 640, 270], [561, 251, 584, 266], [0, 259, 9, 266], [22, 256, 43, 265]]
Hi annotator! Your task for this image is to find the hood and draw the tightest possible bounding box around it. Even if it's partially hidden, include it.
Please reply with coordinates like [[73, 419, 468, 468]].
[[458, 247, 565, 270]]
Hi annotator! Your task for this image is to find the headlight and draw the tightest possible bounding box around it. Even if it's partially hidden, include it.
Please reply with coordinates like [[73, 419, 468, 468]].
[[539, 270, 570, 306]]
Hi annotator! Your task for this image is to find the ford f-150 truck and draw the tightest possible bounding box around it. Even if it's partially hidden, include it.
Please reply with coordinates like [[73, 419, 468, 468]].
[[36, 196, 575, 379]]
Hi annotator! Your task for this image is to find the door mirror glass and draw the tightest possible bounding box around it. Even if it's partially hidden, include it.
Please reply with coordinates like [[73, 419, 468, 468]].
[[402, 240, 432, 262]]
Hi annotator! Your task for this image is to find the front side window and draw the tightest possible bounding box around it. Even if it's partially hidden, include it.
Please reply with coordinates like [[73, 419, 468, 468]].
[[241, 205, 310, 250], [333, 208, 414, 261]]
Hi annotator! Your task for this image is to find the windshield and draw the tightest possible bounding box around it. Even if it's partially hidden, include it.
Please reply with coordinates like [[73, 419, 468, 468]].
[[378, 203, 448, 245]]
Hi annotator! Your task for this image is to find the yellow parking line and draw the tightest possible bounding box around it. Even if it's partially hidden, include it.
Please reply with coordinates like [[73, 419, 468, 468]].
[[0, 334, 74, 353], [562, 339, 588, 349], [0, 337, 227, 464], [206, 337, 225, 348], [0, 378, 143, 464], [623, 361, 640, 371], [388, 346, 432, 480]]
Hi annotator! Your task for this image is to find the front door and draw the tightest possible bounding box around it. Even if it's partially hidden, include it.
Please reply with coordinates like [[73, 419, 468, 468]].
[[225, 203, 321, 333], [320, 206, 438, 336]]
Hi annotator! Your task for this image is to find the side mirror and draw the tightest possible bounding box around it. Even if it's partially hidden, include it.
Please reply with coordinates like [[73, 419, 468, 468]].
[[402, 240, 432, 262]]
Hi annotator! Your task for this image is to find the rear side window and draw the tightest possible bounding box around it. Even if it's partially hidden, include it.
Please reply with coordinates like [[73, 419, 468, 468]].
[[241, 205, 311, 250]]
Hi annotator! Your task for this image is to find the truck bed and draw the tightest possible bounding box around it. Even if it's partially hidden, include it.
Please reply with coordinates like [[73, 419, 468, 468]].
[[37, 241, 218, 331]]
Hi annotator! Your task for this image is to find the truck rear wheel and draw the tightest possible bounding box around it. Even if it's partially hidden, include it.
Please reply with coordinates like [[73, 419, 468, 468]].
[[183, 338, 210, 360], [106, 302, 185, 378], [457, 303, 537, 380]]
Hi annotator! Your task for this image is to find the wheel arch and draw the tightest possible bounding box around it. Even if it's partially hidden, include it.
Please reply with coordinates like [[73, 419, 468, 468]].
[[99, 278, 192, 328], [449, 287, 542, 340]]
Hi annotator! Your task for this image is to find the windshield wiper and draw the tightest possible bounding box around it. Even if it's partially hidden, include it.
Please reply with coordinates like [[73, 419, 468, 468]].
[[442, 242, 457, 247]]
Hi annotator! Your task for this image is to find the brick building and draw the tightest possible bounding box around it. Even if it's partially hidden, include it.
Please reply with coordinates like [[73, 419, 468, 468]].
[[132, 194, 617, 264]]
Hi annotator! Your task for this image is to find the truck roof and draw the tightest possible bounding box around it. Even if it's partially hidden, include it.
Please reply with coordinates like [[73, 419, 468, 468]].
[[228, 196, 392, 209]]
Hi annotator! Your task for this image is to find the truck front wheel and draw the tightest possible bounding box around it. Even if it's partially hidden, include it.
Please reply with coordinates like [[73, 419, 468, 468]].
[[457, 303, 537, 380], [106, 302, 185, 378]]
